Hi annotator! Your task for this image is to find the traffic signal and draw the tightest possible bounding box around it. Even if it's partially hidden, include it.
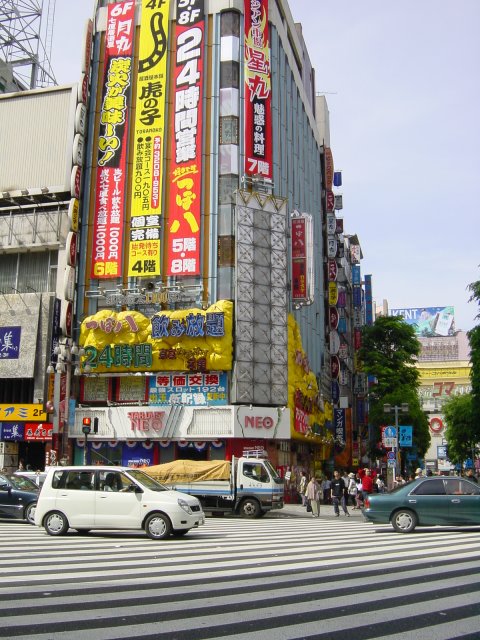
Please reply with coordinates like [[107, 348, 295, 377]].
[[93, 417, 99, 434], [82, 417, 91, 435]]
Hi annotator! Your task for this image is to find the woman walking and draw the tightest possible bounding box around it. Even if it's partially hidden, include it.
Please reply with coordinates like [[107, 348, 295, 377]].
[[305, 476, 321, 518]]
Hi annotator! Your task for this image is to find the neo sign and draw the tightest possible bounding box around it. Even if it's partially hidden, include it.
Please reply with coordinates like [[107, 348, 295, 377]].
[[244, 416, 274, 430]]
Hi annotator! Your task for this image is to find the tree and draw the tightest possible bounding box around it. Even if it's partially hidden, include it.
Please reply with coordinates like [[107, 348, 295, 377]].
[[358, 316, 420, 397], [443, 394, 479, 466], [358, 315, 430, 461], [467, 276, 480, 427]]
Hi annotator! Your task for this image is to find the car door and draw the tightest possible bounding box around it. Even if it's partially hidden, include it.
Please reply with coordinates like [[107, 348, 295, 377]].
[[408, 479, 449, 525], [0, 475, 17, 518], [94, 470, 143, 529], [56, 470, 96, 527], [445, 478, 480, 524]]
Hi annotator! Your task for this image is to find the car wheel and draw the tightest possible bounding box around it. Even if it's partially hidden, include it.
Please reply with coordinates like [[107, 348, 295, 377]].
[[238, 498, 261, 518], [44, 511, 69, 536], [24, 502, 36, 525], [145, 513, 171, 540], [391, 509, 417, 533], [172, 529, 189, 536]]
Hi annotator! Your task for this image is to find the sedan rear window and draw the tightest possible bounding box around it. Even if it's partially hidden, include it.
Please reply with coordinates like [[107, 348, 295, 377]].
[[412, 479, 446, 495]]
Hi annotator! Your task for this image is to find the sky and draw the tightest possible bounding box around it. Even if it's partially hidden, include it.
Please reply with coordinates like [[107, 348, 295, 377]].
[[50, 0, 480, 332]]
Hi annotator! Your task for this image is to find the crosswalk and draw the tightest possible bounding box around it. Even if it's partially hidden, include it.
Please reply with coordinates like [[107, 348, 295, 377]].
[[1, 516, 480, 640]]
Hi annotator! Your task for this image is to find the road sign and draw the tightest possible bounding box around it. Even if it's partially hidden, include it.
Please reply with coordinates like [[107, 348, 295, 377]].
[[384, 426, 397, 438], [387, 460, 396, 468], [387, 451, 395, 460], [384, 437, 398, 449]]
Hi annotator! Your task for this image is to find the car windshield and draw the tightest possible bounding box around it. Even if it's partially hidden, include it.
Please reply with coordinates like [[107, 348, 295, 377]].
[[263, 459, 282, 482], [2, 474, 38, 491], [126, 469, 169, 491]]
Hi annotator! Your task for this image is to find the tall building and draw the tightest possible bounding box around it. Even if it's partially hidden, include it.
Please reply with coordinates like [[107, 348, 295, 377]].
[[0, 1, 366, 481]]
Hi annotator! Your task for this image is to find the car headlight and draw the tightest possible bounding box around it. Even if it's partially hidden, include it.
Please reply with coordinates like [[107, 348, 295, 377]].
[[178, 498, 193, 514]]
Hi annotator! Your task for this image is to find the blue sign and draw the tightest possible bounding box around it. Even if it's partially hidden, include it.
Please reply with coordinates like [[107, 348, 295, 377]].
[[149, 372, 228, 406], [399, 426, 413, 447], [0, 326, 21, 359], [0, 422, 25, 440], [384, 426, 397, 438]]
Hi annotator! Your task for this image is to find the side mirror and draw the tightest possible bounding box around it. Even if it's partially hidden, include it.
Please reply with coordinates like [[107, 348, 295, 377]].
[[0, 482, 11, 492]]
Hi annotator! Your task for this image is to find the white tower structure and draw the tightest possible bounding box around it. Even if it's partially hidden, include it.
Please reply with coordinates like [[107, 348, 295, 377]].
[[0, 0, 57, 89]]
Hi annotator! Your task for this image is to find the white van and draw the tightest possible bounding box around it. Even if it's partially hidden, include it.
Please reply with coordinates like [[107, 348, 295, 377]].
[[34, 466, 205, 540]]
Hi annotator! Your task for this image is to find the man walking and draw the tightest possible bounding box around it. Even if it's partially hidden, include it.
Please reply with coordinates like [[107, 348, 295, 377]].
[[331, 470, 350, 517]]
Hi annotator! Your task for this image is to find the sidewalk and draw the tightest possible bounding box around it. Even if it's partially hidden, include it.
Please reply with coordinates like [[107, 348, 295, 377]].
[[267, 502, 364, 520]]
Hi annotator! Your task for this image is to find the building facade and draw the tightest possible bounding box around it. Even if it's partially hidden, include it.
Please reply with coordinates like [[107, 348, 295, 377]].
[[0, 0, 367, 481]]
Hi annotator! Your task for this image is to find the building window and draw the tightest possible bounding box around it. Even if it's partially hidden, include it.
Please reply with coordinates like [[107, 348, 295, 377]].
[[0, 250, 57, 293], [220, 11, 240, 38], [220, 61, 239, 89]]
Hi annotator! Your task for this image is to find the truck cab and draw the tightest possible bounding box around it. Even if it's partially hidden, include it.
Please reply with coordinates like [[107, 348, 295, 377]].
[[233, 456, 284, 517]]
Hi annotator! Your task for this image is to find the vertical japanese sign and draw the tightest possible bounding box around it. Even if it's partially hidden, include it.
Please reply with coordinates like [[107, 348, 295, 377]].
[[166, 0, 205, 276], [244, 0, 272, 179], [291, 217, 307, 301], [91, 1, 135, 279], [128, 0, 171, 277]]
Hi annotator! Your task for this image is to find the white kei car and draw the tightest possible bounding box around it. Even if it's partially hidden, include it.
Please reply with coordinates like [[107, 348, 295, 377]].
[[34, 466, 205, 539]]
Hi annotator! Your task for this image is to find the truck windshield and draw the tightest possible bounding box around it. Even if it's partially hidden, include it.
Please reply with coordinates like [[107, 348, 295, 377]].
[[263, 460, 282, 482], [126, 469, 169, 491]]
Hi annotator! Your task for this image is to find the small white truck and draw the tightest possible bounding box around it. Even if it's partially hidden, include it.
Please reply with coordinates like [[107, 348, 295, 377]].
[[144, 455, 284, 518]]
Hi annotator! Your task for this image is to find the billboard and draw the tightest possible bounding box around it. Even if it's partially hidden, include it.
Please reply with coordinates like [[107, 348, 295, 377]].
[[389, 306, 455, 337], [127, 0, 172, 278], [166, 0, 205, 276], [244, 0, 272, 179], [91, 1, 135, 278]]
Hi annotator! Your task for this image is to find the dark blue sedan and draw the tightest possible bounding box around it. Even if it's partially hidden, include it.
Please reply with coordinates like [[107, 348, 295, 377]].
[[0, 473, 39, 524]]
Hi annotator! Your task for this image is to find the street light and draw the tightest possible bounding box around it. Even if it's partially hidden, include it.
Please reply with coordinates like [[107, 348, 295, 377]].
[[384, 403, 409, 479]]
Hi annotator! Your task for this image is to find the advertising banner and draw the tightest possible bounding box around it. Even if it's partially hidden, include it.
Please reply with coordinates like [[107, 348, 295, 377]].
[[0, 326, 21, 359], [165, 0, 205, 276], [128, 0, 172, 277], [149, 371, 227, 406], [389, 306, 455, 337], [91, 1, 135, 278], [244, 0, 272, 179]]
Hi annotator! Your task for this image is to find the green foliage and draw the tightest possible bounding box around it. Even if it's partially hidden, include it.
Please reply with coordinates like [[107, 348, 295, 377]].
[[358, 316, 420, 397], [359, 315, 430, 460], [467, 277, 480, 426], [443, 394, 479, 465]]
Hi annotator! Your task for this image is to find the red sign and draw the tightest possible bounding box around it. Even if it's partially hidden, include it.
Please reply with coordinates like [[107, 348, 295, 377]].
[[244, 0, 272, 179], [326, 190, 335, 212], [327, 259, 337, 281], [294, 407, 309, 434], [329, 306, 339, 329], [292, 259, 307, 300], [91, 1, 135, 278], [324, 147, 334, 190], [330, 355, 340, 379], [25, 423, 53, 441], [291, 218, 306, 258], [166, 0, 204, 276]]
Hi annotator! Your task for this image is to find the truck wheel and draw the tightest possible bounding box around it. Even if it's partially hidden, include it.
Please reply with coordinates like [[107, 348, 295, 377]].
[[44, 511, 69, 536], [239, 498, 261, 518], [145, 513, 171, 539]]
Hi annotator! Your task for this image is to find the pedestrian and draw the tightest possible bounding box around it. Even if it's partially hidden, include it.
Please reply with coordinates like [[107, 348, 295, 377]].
[[355, 475, 364, 509], [321, 475, 331, 504], [361, 469, 374, 496], [298, 471, 308, 505], [305, 476, 321, 517], [375, 475, 386, 493], [465, 469, 478, 484], [331, 470, 350, 517], [346, 472, 357, 507], [415, 467, 423, 478]]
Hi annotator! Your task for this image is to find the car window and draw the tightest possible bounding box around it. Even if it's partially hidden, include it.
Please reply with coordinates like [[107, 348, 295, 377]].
[[445, 479, 480, 496], [99, 470, 131, 492], [64, 471, 95, 491], [7, 475, 38, 491], [243, 463, 270, 483], [411, 479, 446, 495]]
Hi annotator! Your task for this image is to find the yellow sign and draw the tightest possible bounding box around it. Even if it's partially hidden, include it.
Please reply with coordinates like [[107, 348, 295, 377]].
[[0, 404, 47, 422], [328, 282, 338, 306], [128, 0, 172, 277]]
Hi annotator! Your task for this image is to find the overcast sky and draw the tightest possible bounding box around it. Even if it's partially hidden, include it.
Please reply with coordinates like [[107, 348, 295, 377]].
[[50, 0, 480, 332]]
